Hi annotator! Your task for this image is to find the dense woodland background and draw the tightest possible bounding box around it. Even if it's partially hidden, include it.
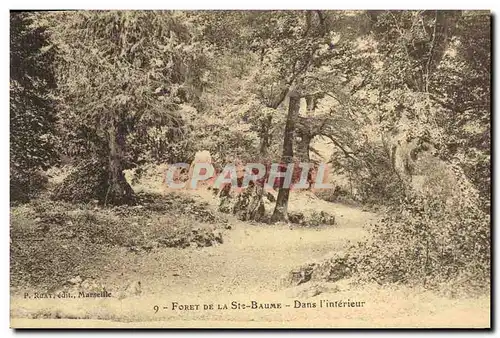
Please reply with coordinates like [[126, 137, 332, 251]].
[[10, 10, 490, 297]]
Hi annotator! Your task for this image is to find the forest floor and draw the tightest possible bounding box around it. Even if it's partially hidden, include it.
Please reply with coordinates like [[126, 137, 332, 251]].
[[10, 180, 490, 328]]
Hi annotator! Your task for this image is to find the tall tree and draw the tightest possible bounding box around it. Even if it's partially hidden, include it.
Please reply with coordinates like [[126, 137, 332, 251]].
[[10, 12, 59, 202], [46, 11, 210, 204], [198, 10, 339, 221], [432, 11, 491, 205], [271, 90, 301, 222], [265, 11, 333, 221]]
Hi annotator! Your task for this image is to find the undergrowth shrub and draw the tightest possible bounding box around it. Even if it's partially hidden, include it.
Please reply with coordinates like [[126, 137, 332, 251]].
[[330, 144, 406, 206], [353, 161, 490, 293], [51, 158, 109, 204], [10, 170, 49, 204], [11, 193, 227, 289], [292, 158, 490, 295], [315, 186, 360, 206]]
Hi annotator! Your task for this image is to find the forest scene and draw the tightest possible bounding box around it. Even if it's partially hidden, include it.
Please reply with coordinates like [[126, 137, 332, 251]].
[[10, 10, 490, 328]]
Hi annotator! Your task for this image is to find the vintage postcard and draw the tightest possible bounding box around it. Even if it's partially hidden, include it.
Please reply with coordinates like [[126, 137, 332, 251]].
[[10, 10, 491, 328]]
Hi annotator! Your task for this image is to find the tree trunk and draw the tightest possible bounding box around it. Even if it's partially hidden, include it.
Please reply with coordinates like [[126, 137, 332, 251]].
[[305, 95, 316, 114], [272, 91, 301, 222], [296, 132, 312, 162], [105, 117, 134, 205]]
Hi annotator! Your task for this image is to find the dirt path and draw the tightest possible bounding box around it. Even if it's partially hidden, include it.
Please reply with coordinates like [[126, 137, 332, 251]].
[[121, 204, 373, 297], [102, 188, 368, 293]]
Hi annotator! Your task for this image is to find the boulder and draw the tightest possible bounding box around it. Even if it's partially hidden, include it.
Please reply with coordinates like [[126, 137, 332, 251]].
[[219, 181, 265, 222], [66, 275, 83, 286], [233, 183, 265, 221], [304, 210, 336, 227], [310, 253, 353, 282], [188, 150, 214, 187], [288, 211, 306, 225], [284, 282, 339, 298], [287, 210, 336, 227], [281, 252, 355, 289], [280, 263, 316, 288], [117, 280, 142, 300]]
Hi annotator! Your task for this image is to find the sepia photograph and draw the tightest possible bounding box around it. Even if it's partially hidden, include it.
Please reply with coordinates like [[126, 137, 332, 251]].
[[9, 9, 491, 328]]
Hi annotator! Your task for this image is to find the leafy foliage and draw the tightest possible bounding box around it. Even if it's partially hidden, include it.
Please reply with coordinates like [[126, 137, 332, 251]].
[[10, 12, 59, 202], [330, 143, 406, 205], [43, 11, 212, 203], [355, 161, 489, 291], [11, 195, 226, 289], [432, 12, 491, 206], [10, 10, 491, 292], [51, 158, 109, 204]]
